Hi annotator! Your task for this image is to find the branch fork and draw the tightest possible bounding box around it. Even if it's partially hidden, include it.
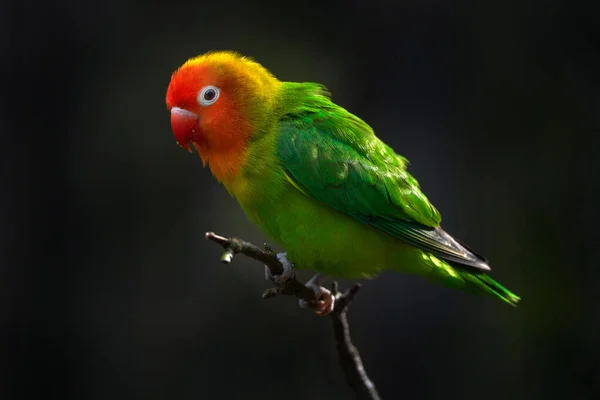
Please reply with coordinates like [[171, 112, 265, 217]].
[[205, 231, 381, 400]]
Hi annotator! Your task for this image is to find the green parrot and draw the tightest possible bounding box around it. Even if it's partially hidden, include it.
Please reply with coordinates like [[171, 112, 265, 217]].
[[166, 51, 520, 314]]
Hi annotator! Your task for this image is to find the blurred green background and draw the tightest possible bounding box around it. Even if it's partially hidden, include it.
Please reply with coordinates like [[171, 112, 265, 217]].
[[1, 0, 598, 399]]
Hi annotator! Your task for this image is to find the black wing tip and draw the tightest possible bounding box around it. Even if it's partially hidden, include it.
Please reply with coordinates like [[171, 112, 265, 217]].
[[474, 260, 492, 271], [456, 240, 492, 271], [434, 227, 492, 272], [454, 237, 490, 264], [446, 256, 491, 272]]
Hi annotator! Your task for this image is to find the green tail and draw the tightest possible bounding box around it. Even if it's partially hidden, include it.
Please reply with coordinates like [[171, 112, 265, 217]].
[[464, 273, 521, 307], [418, 252, 521, 306]]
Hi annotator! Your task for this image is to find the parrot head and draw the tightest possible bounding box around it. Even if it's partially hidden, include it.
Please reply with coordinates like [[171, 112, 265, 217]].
[[166, 51, 281, 180]]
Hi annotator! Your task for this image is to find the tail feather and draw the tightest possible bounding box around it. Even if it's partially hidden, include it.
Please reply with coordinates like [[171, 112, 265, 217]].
[[465, 273, 521, 307], [418, 252, 521, 306]]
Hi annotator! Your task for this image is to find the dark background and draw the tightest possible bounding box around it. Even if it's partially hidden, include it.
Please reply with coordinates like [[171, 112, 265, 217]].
[[2, 0, 599, 399]]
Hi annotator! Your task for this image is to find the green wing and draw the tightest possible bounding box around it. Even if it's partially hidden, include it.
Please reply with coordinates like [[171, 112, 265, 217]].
[[276, 83, 490, 271]]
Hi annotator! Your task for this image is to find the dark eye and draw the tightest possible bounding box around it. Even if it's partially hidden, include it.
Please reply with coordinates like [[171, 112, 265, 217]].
[[197, 85, 220, 106], [204, 89, 216, 101]]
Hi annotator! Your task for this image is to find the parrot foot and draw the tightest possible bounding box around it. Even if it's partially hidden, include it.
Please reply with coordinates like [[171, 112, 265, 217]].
[[299, 274, 335, 316], [264, 252, 296, 286]]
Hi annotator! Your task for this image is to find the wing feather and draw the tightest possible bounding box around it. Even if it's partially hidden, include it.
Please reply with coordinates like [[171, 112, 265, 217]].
[[276, 83, 489, 271]]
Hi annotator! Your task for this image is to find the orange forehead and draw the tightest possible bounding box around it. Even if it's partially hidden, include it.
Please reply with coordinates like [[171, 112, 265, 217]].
[[166, 64, 220, 110], [166, 51, 281, 111]]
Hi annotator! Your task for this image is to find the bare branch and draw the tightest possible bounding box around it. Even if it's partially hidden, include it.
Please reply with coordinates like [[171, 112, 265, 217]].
[[205, 232, 316, 303], [331, 283, 381, 400], [205, 231, 381, 400]]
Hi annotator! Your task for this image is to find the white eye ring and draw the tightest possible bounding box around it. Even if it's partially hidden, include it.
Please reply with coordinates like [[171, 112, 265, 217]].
[[197, 86, 220, 106]]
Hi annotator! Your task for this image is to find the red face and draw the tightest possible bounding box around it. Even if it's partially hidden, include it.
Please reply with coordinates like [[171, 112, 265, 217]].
[[165, 64, 250, 157]]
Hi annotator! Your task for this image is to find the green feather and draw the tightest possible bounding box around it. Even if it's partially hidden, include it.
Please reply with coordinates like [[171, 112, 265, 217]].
[[276, 83, 489, 271], [241, 82, 520, 306]]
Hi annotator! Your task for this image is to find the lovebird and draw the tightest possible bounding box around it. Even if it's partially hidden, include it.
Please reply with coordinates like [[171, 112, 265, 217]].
[[166, 51, 520, 314]]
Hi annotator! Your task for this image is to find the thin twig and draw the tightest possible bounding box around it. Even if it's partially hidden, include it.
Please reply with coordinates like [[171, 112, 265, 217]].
[[205, 231, 381, 400], [331, 282, 381, 400], [205, 232, 316, 302]]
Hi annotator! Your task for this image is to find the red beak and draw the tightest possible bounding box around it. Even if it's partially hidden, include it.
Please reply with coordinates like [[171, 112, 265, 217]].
[[170, 107, 199, 152]]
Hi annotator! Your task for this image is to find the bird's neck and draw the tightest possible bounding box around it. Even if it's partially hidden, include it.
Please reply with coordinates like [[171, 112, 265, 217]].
[[192, 141, 246, 188]]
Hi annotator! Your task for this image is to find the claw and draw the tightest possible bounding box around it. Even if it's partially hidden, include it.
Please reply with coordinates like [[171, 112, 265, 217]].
[[299, 274, 335, 316], [265, 252, 296, 286]]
